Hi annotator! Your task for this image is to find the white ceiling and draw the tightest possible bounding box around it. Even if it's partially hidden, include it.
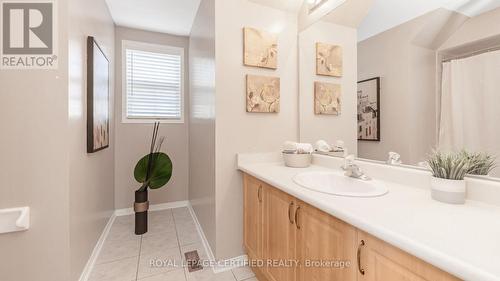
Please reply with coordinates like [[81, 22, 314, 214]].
[[103, 0, 500, 39], [105, 0, 201, 36], [444, 0, 500, 16], [358, 0, 500, 41], [248, 0, 304, 12], [322, 0, 373, 28]]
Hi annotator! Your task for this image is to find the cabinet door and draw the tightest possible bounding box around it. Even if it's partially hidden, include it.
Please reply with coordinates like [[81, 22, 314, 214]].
[[357, 231, 461, 281], [243, 174, 264, 261], [296, 201, 357, 281], [263, 185, 297, 281]]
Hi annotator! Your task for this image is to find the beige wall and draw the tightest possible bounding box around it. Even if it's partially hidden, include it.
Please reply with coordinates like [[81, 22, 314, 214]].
[[358, 28, 414, 163], [0, 1, 70, 281], [357, 8, 500, 165], [114, 27, 190, 209], [356, 9, 465, 165], [68, 0, 116, 280], [298, 20, 358, 155], [214, 0, 299, 259], [189, 0, 217, 252]]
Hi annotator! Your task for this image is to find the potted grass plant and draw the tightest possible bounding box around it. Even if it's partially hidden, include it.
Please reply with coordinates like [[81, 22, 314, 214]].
[[133, 122, 173, 235], [427, 150, 470, 204], [462, 151, 496, 176], [427, 150, 497, 204]]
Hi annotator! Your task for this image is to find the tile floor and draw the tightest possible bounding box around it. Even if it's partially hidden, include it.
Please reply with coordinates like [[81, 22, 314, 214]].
[[89, 207, 257, 281]]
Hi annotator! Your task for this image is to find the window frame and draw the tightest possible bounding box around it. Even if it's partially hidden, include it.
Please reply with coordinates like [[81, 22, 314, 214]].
[[121, 40, 185, 124]]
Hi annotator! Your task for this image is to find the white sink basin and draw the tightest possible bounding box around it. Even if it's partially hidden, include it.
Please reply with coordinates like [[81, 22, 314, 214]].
[[293, 171, 388, 197]]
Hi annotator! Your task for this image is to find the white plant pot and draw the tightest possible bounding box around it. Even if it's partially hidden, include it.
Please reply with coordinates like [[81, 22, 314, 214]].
[[430, 177, 466, 204]]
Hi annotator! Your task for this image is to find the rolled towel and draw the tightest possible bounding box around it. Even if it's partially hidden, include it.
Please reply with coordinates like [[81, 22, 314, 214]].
[[296, 143, 313, 154], [283, 141, 298, 153], [282, 141, 313, 154], [315, 140, 332, 152], [333, 140, 345, 152]]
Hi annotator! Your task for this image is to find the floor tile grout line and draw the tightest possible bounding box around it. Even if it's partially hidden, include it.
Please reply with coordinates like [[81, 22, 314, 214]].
[[96, 208, 234, 281], [230, 268, 238, 280], [135, 232, 143, 281], [97, 216, 141, 267], [94, 252, 140, 267], [240, 276, 257, 281], [171, 208, 189, 281]]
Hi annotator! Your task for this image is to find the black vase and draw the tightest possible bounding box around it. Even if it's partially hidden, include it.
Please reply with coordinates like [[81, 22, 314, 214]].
[[134, 189, 149, 235]]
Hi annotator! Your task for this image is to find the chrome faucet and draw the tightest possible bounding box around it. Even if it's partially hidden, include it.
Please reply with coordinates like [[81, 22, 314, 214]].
[[342, 155, 370, 180], [387, 152, 402, 165]]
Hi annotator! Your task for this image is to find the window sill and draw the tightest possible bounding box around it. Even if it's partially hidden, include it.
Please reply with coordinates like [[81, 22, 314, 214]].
[[121, 118, 185, 124]]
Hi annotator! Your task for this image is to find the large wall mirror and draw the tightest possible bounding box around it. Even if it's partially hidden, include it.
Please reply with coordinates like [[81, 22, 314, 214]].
[[298, 0, 500, 178]]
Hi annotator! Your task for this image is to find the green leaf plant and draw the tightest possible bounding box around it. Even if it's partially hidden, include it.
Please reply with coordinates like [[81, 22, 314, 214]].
[[134, 122, 173, 192]]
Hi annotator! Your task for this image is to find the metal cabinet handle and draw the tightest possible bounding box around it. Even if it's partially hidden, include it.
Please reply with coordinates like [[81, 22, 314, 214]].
[[257, 185, 262, 203], [288, 202, 295, 224], [295, 206, 301, 229], [357, 240, 365, 275]]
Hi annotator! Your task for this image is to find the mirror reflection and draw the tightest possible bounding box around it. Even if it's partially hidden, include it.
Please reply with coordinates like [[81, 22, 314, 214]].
[[298, 0, 500, 177]]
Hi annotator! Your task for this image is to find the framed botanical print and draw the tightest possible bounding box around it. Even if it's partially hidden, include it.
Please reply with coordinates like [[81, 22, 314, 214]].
[[246, 75, 280, 113], [314, 81, 341, 115], [316, 42, 342, 77], [357, 77, 380, 141], [243, 27, 278, 69], [87, 36, 110, 153]]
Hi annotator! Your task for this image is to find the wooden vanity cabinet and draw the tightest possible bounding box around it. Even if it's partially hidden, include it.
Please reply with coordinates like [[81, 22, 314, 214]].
[[357, 231, 461, 281], [243, 174, 264, 265], [242, 174, 461, 281], [263, 184, 298, 281], [295, 200, 358, 281]]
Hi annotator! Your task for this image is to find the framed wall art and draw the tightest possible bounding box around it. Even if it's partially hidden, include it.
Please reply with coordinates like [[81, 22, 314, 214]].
[[87, 36, 110, 153], [314, 81, 341, 115], [357, 77, 381, 141], [243, 27, 278, 69], [246, 74, 280, 113], [316, 42, 342, 77]]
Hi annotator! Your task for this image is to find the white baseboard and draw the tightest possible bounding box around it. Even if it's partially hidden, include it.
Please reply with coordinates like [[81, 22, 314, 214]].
[[78, 213, 116, 281], [186, 202, 248, 273], [80, 200, 245, 280], [186, 203, 216, 266], [114, 200, 189, 216]]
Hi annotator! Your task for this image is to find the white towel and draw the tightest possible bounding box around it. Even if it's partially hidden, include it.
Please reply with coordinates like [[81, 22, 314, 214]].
[[315, 140, 332, 152], [333, 140, 345, 151], [283, 141, 298, 152], [282, 141, 313, 154], [296, 143, 313, 154]]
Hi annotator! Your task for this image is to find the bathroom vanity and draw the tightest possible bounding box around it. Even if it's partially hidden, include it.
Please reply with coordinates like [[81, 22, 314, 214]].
[[238, 153, 500, 281]]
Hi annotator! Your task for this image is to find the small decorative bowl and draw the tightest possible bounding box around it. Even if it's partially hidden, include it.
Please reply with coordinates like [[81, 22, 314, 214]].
[[282, 152, 312, 168]]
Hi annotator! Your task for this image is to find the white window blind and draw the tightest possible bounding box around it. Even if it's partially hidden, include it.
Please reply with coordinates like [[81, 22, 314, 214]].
[[125, 47, 182, 121]]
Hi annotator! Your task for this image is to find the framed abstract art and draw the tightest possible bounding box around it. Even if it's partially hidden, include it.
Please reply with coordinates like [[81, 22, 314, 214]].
[[87, 36, 110, 153]]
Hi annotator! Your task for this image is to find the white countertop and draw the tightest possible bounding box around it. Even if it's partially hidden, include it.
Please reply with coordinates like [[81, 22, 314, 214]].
[[237, 154, 500, 281]]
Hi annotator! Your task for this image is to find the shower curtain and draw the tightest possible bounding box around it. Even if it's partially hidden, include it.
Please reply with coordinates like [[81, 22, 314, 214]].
[[439, 49, 500, 175]]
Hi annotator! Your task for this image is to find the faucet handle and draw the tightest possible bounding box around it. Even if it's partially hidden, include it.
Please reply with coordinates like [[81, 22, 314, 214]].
[[342, 154, 356, 170], [345, 154, 355, 161], [387, 152, 402, 165], [345, 154, 356, 165]]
